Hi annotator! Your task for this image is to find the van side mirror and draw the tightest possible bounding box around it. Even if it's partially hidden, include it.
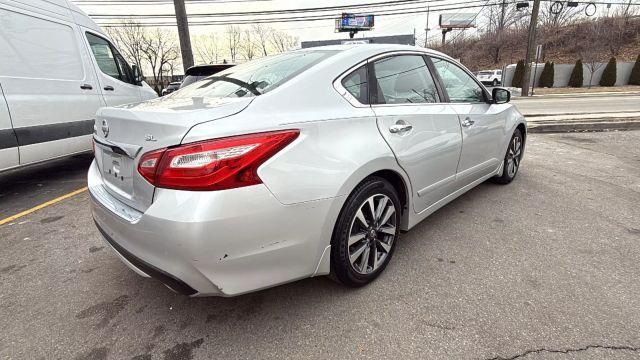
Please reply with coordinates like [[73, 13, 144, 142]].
[[492, 87, 511, 104], [131, 64, 143, 85]]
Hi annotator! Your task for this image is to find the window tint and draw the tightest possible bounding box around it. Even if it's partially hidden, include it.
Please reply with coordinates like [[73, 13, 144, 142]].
[[432, 58, 485, 103], [341, 65, 368, 104], [372, 55, 439, 104], [175, 50, 336, 99], [115, 53, 133, 84], [86, 33, 120, 79]]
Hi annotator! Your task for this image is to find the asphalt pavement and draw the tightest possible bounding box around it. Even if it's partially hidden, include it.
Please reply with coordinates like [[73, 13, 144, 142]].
[[1, 131, 640, 359]]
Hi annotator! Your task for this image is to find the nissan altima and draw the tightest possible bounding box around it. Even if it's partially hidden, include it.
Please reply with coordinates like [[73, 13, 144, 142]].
[[90, 44, 526, 296]]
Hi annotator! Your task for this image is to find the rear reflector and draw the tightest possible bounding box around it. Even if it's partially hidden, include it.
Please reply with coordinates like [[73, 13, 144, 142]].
[[137, 130, 299, 191]]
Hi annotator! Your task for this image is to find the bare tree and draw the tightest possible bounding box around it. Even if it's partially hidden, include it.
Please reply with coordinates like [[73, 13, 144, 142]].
[[141, 28, 180, 93], [252, 24, 272, 56], [193, 33, 220, 64], [225, 25, 242, 62], [240, 28, 259, 60], [539, 2, 582, 28], [105, 20, 147, 71], [484, 2, 527, 63], [579, 21, 606, 88], [614, 0, 640, 19], [269, 30, 299, 53]]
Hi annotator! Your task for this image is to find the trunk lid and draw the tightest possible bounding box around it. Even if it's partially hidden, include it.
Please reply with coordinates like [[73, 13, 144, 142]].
[[93, 96, 254, 212]]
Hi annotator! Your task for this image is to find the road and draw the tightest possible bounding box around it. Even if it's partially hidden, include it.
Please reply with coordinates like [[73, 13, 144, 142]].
[[1, 131, 640, 359], [511, 92, 640, 116]]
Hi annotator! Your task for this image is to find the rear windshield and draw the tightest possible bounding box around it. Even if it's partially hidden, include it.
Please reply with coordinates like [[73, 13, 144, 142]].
[[173, 50, 337, 99], [180, 75, 205, 88]]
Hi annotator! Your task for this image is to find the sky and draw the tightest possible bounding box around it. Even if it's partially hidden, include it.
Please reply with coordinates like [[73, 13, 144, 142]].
[[73, 0, 488, 45]]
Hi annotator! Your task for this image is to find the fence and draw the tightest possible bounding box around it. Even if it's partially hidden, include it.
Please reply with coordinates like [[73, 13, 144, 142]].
[[502, 61, 635, 88]]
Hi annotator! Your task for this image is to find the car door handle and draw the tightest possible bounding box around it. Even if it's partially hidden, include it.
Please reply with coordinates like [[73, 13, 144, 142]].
[[104, 86, 115, 91], [80, 84, 93, 90], [389, 122, 413, 134], [461, 117, 475, 127]]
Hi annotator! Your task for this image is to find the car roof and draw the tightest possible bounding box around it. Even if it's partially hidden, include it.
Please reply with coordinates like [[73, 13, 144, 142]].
[[298, 44, 454, 61]]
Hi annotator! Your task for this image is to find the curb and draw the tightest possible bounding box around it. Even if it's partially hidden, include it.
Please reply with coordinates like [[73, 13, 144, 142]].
[[528, 117, 640, 133]]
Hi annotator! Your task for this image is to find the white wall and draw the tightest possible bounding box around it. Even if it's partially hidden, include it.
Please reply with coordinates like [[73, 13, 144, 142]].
[[503, 61, 636, 88]]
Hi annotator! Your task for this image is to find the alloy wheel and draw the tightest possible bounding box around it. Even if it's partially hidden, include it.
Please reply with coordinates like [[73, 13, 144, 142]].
[[506, 135, 522, 177], [347, 194, 396, 275]]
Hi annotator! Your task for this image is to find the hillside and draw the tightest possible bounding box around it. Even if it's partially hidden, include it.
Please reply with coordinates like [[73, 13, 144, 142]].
[[432, 16, 640, 71]]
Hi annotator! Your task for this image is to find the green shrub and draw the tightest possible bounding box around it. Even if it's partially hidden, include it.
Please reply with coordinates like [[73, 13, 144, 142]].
[[568, 59, 583, 87], [599, 57, 617, 87], [539, 61, 555, 88], [629, 54, 640, 85], [512, 60, 525, 88]]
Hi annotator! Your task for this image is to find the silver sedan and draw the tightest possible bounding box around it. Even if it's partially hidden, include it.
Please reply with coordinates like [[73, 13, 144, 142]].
[[89, 44, 526, 296]]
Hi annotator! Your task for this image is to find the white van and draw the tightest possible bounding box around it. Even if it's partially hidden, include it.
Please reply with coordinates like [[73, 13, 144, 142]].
[[0, 0, 157, 172]]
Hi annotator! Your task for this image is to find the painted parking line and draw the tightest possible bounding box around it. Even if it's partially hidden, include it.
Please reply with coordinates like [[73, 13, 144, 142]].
[[0, 187, 88, 226]]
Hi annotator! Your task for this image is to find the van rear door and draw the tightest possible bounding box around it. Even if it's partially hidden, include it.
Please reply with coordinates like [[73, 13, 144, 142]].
[[0, 83, 18, 171], [82, 30, 146, 106], [0, 5, 103, 165]]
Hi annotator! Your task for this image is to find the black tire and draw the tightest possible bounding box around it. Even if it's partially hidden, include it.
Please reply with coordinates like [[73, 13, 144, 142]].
[[492, 128, 523, 184], [492, 79, 499, 87], [330, 177, 401, 287]]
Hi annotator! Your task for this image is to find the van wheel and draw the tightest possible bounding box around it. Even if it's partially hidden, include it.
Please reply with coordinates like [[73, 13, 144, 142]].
[[330, 177, 401, 287], [492, 129, 523, 184]]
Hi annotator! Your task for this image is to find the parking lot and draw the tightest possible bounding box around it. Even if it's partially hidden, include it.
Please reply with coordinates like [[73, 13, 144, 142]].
[[1, 130, 640, 359]]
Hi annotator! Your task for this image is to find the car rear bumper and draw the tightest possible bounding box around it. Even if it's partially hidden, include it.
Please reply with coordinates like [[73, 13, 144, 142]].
[[88, 160, 338, 296]]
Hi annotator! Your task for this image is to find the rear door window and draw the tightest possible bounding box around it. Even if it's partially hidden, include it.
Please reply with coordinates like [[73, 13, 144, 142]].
[[341, 65, 369, 104], [372, 55, 439, 104]]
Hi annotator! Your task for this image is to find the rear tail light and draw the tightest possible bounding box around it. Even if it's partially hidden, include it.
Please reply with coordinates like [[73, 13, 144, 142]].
[[137, 130, 299, 191]]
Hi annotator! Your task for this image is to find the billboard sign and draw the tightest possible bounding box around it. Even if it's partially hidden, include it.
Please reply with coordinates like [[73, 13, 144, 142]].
[[439, 13, 476, 28], [336, 13, 374, 32]]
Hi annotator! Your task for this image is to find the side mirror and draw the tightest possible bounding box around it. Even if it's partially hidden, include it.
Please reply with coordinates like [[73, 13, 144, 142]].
[[492, 87, 511, 104], [131, 64, 143, 85]]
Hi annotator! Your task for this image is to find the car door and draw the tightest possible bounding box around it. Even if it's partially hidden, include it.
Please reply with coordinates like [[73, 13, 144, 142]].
[[0, 7, 103, 165], [0, 83, 19, 170], [430, 57, 505, 187], [83, 31, 143, 106], [370, 54, 463, 213]]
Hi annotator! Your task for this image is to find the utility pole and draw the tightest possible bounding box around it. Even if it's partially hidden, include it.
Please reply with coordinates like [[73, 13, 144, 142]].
[[424, 6, 430, 47], [173, 0, 194, 70], [521, 0, 540, 97], [500, 0, 506, 29]]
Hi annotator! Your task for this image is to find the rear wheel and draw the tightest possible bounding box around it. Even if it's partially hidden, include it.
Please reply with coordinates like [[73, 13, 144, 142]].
[[492, 129, 523, 184], [330, 177, 401, 287]]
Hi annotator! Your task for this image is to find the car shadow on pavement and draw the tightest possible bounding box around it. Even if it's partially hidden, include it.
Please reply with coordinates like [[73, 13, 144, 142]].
[[0, 153, 93, 218]]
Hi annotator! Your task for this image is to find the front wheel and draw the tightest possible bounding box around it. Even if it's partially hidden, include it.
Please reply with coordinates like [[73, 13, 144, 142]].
[[492, 129, 523, 184], [330, 177, 401, 287], [492, 79, 499, 87]]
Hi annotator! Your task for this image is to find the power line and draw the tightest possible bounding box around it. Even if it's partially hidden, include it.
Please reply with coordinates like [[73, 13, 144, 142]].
[[445, 0, 492, 44], [88, 0, 432, 17], [74, 0, 275, 3], [95, 0, 494, 26]]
